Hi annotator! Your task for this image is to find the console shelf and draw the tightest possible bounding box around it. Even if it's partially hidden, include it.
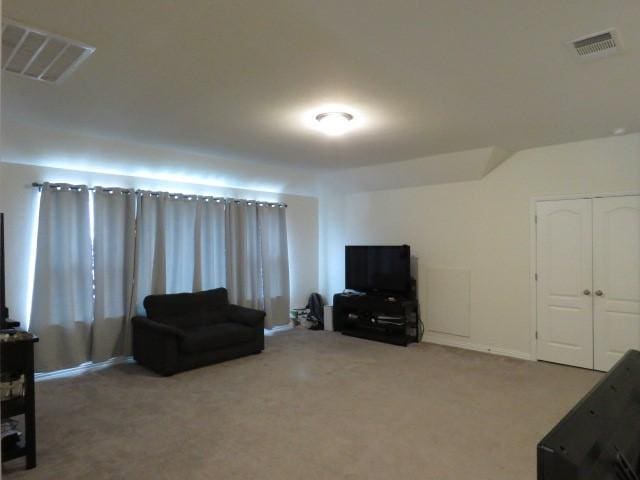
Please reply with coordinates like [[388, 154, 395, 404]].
[[1, 331, 38, 470], [333, 293, 420, 347]]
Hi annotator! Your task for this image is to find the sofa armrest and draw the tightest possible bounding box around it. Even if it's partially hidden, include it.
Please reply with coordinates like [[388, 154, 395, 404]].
[[131, 316, 186, 339], [131, 316, 184, 376], [226, 305, 266, 329]]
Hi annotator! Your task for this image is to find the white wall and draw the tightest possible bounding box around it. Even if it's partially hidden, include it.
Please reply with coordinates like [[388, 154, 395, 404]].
[[0, 135, 319, 327], [321, 133, 640, 358]]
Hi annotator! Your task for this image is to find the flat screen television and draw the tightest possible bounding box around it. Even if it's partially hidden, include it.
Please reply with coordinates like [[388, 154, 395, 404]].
[[1, 212, 8, 327], [345, 245, 410, 295], [537, 349, 640, 480]]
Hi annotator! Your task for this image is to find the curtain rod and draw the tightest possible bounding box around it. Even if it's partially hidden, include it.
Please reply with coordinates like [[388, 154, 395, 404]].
[[31, 182, 287, 207]]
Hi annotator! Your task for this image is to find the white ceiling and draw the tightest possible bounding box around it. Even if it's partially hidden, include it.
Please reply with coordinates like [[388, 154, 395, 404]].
[[3, 0, 640, 171]]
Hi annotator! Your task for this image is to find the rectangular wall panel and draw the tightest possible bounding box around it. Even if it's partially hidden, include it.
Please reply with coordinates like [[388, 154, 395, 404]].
[[425, 267, 470, 337]]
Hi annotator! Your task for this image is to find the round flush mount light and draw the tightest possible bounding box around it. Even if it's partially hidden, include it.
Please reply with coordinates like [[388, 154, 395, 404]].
[[314, 111, 355, 136]]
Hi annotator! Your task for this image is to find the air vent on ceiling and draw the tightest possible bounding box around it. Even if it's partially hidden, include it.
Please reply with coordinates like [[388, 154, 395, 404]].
[[1, 18, 95, 84], [567, 29, 622, 62]]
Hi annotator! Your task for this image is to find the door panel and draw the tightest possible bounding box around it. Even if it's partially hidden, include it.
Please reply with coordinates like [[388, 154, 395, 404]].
[[537, 199, 593, 368], [593, 196, 640, 371]]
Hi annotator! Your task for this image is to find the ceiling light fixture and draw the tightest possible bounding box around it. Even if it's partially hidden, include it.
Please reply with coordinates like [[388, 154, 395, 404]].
[[315, 111, 354, 136]]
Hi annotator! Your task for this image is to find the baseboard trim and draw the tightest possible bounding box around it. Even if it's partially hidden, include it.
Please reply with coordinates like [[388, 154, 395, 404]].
[[35, 356, 134, 382], [423, 335, 532, 361]]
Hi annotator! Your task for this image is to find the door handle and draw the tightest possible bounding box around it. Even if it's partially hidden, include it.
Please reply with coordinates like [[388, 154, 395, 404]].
[[595, 290, 604, 296], [583, 289, 591, 295]]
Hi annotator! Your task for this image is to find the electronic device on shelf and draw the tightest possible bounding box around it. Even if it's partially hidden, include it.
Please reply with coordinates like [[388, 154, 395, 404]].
[[341, 289, 365, 296], [375, 315, 405, 326], [345, 245, 411, 296]]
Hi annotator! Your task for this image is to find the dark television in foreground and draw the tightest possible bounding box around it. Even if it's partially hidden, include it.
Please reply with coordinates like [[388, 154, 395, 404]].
[[538, 349, 640, 480], [345, 245, 410, 295], [1, 212, 8, 328]]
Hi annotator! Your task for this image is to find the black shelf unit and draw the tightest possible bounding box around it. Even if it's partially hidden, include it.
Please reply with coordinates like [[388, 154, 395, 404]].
[[333, 293, 421, 346], [1, 332, 38, 470]]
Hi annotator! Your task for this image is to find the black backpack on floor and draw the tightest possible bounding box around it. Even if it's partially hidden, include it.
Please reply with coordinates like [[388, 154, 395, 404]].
[[306, 293, 325, 330]]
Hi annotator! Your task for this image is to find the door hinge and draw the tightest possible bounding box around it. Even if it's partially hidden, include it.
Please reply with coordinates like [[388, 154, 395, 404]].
[[535, 273, 538, 281], [534, 215, 538, 223], [535, 331, 538, 339]]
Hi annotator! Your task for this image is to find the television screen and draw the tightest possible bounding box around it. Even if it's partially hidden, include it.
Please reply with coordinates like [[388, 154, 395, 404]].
[[345, 245, 410, 294], [0, 213, 6, 323], [537, 350, 640, 480]]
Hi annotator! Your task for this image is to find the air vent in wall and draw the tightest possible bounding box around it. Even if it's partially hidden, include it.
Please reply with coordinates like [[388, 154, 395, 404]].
[[2, 19, 95, 84], [567, 29, 622, 62]]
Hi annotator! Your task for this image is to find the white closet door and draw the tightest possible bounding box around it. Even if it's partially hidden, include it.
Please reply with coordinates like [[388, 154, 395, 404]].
[[536, 199, 594, 369], [593, 196, 640, 371]]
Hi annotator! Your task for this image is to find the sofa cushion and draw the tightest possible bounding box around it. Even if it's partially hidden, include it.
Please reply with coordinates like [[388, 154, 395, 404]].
[[155, 310, 228, 330], [179, 323, 257, 354], [144, 288, 229, 319]]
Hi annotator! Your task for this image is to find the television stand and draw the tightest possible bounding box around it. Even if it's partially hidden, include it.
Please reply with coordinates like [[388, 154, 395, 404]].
[[332, 293, 421, 346]]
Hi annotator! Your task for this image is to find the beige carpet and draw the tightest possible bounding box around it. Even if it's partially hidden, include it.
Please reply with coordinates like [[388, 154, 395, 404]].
[[2, 329, 601, 479]]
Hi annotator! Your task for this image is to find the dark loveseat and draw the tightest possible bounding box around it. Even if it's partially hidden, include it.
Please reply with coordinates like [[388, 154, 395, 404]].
[[132, 288, 265, 375]]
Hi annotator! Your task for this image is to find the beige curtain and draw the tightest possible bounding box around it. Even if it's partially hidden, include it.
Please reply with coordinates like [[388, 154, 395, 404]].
[[226, 201, 290, 328], [257, 205, 290, 328], [225, 201, 263, 310], [92, 187, 136, 361], [131, 193, 227, 315], [30, 183, 94, 372], [193, 199, 226, 291]]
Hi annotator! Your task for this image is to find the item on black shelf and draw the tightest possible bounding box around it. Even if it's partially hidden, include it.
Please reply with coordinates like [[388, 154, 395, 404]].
[[1, 418, 21, 450], [1, 419, 18, 436], [0, 373, 25, 400], [1, 330, 34, 343], [2, 431, 21, 451], [376, 315, 405, 326], [342, 289, 365, 296], [0, 329, 17, 341]]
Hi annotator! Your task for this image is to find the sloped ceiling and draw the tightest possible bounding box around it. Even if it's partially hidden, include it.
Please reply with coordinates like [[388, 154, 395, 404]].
[[321, 147, 512, 193], [3, 0, 640, 177]]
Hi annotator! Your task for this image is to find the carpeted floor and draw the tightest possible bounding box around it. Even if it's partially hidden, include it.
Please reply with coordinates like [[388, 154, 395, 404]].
[[2, 329, 601, 479]]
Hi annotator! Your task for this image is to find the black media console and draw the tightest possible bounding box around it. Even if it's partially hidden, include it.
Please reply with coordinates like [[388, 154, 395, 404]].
[[333, 293, 421, 346]]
